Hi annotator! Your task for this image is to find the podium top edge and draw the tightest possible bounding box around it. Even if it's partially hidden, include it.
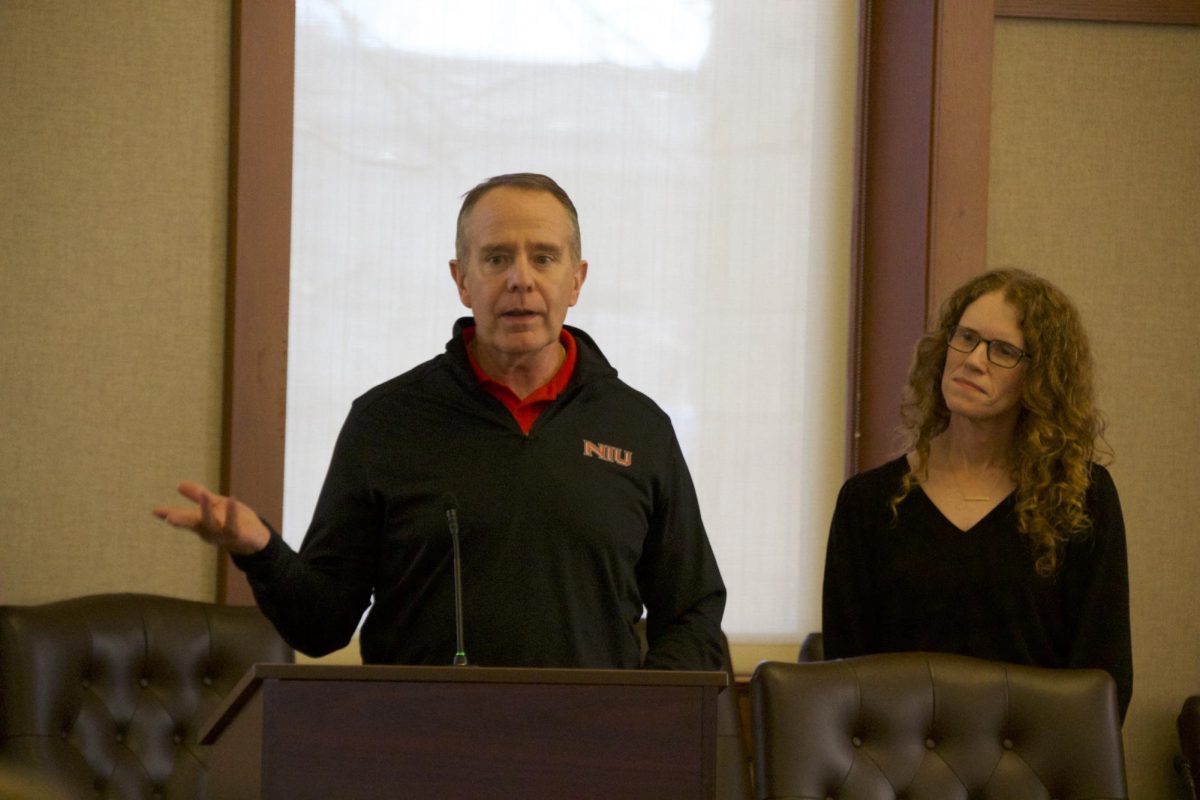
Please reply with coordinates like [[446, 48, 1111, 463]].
[[244, 662, 728, 688], [200, 664, 727, 744]]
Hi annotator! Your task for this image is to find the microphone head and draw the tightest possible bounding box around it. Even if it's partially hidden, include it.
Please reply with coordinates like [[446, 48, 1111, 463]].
[[442, 492, 459, 513]]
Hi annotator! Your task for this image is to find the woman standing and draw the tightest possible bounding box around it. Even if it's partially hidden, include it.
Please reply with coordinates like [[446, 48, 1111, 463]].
[[822, 269, 1132, 720]]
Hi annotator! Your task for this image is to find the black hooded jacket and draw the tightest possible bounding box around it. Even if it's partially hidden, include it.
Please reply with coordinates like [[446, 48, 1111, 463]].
[[235, 319, 726, 670]]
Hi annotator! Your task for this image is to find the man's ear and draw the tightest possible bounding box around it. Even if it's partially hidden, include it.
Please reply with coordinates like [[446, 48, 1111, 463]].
[[569, 259, 588, 306], [449, 260, 471, 308]]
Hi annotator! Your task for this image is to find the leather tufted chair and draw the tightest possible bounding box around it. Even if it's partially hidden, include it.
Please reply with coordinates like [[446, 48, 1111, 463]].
[[1179, 695, 1200, 799], [751, 652, 1127, 800], [0, 593, 292, 799]]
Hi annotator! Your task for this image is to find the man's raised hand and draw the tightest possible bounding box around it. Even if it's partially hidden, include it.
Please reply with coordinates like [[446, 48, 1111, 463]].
[[153, 481, 271, 555]]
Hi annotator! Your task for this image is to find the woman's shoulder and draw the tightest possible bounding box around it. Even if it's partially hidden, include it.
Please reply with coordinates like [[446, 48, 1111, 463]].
[[1083, 461, 1121, 504], [1084, 460, 1123, 516], [829, 454, 914, 535], [840, 454, 911, 498], [1087, 460, 1115, 485], [1062, 461, 1127, 559]]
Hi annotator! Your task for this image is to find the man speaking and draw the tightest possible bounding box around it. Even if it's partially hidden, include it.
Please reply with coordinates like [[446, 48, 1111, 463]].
[[155, 173, 726, 671]]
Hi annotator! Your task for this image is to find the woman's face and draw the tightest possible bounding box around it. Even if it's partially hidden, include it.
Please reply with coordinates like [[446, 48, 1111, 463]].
[[941, 290, 1028, 424]]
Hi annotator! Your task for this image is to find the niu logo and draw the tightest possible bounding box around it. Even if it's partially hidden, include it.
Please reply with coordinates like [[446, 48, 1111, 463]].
[[582, 439, 632, 467]]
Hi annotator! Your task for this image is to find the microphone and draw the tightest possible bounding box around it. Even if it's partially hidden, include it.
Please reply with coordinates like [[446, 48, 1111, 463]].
[[442, 492, 469, 666]]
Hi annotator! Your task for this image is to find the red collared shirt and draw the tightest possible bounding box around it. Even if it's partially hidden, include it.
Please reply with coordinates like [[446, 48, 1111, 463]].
[[463, 327, 578, 434]]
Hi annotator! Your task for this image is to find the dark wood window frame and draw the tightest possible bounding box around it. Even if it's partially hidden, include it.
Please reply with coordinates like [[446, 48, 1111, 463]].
[[221, 0, 1198, 602], [220, 1, 294, 604], [846, 0, 1198, 478]]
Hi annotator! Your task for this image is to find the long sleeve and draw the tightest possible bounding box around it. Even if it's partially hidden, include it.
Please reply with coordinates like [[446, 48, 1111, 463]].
[[1060, 464, 1133, 721], [231, 409, 378, 657], [639, 434, 726, 671], [821, 471, 887, 660]]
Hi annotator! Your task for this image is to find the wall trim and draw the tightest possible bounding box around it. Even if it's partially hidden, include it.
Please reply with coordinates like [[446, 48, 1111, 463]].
[[221, 0, 295, 604], [995, 0, 1200, 25], [848, 0, 994, 474]]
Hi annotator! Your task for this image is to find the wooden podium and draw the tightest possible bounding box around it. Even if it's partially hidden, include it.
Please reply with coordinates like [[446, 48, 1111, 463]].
[[199, 663, 726, 799]]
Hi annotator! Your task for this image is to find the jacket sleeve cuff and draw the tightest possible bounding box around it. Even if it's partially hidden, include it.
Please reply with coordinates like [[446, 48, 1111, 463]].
[[230, 518, 287, 577]]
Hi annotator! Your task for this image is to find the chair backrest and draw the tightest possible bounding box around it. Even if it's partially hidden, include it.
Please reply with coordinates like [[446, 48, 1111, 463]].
[[0, 593, 292, 800], [752, 652, 1127, 800], [1179, 695, 1200, 799]]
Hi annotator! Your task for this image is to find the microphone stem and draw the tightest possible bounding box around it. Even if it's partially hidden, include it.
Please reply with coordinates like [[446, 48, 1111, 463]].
[[446, 507, 468, 666], [451, 524, 467, 665]]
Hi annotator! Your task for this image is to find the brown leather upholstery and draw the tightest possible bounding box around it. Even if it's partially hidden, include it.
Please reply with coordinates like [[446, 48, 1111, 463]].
[[1179, 695, 1200, 799], [0, 593, 292, 799], [752, 652, 1127, 800]]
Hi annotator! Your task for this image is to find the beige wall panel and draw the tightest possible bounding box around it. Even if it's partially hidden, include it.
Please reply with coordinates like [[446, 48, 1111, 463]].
[[0, 2, 230, 604], [989, 18, 1200, 797]]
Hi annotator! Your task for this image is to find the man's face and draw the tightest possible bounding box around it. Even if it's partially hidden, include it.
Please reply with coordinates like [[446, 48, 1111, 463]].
[[450, 187, 587, 366]]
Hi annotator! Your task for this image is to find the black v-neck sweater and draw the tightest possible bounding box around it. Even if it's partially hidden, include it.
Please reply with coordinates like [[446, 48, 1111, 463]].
[[822, 455, 1132, 720]]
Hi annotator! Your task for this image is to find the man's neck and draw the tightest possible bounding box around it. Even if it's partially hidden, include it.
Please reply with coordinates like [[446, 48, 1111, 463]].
[[469, 339, 566, 400]]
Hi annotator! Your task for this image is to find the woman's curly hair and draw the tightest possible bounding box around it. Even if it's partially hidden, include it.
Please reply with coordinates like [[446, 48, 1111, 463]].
[[891, 269, 1109, 575]]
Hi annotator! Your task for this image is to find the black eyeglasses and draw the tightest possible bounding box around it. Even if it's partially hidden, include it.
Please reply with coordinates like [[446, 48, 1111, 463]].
[[947, 325, 1030, 369]]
